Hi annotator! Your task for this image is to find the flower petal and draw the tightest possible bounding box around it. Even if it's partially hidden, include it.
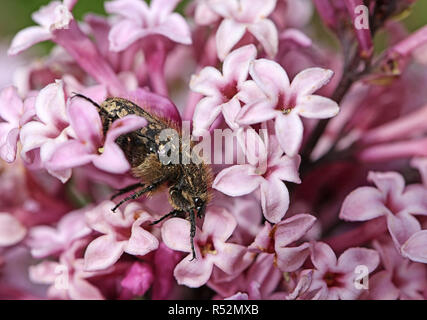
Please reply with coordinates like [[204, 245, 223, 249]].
[[69, 277, 104, 300], [0, 127, 19, 163], [216, 19, 247, 61], [213, 242, 247, 275], [247, 19, 278, 58], [8, 26, 52, 56], [270, 155, 301, 184], [237, 99, 277, 125], [203, 207, 236, 241], [0, 86, 23, 124], [291, 68, 334, 97], [125, 224, 159, 256], [223, 44, 257, 85], [108, 20, 145, 52], [401, 230, 427, 263], [153, 13, 192, 45], [192, 96, 223, 136], [173, 255, 214, 288], [35, 80, 68, 126], [190, 67, 225, 96], [310, 242, 337, 271], [367, 171, 405, 197], [276, 243, 311, 272], [386, 211, 421, 249], [260, 177, 290, 223], [297, 95, 339, 119], [275, 112, 303, 157], [337, 247, 380, 273], [84, 234, 126, 271], [221, 97, 242, 130], [249, 59, 289, 98], [47, 140, 97, 171], [213, 165, 262, 197], [339, 187, 386, 221], [161, 218, 192, 253], [275, 214, 316, 247]]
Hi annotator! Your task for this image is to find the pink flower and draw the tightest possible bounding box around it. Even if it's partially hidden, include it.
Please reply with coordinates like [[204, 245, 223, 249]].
[[106, 0, 192, 52], [84, 201, 159, 271], [249, 214, 316, 272], [401, 230, 427, 264], [309, 242, 380, 300], [213, 130, 301, 223], [7, 1, 75, 56], [237, 60, 339, 156], [19, 80, 72, 182], [208, 0, 278, 60], [46, 87, 148, 176], [0, 213, 27, 247], [0, 86, 35, 162], [366, 238, 427, 300], [26, 207, 92, 258], [120, 262, 154, 299], [161, 206, 247, 288], [29, 239, 107, 300], [340, 171, 427, 251], [190, 44, 257, 135]]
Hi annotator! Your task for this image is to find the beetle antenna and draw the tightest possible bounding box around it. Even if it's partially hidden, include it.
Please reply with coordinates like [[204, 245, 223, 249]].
[[70, 92, 101, 110]]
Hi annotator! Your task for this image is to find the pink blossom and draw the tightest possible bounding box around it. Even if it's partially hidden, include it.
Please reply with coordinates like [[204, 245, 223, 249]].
[[213, 130, 301, 223], [161, 206, 247, 288], [8, 1, 75, 56], [340, 171, 427, 250], [401, 230, 427, 264], [308, 242, 380, 300], [84, 201, 159, 271], [0, 86, 35, 162], [366, 238, 427, 300], [237, 60, 339, 156], [26, 207, 92, 258], [29, 239, 107, 300], [249, 214, 316, 272], [208, 0, 278, 60], [120, 262, 154, 299], [46, 87, 148, 176], [190, 44, 257, 135], [19, 80, 72, 182], [106, 0, 192, 52]]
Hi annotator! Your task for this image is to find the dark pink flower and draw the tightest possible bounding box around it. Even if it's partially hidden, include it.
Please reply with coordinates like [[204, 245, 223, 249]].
[[161, 206, 247, 288], [120, 262, 154, 299], [84, 201, 159, 271], [237, 59, 339, 156], [308, 242, 380, 300]]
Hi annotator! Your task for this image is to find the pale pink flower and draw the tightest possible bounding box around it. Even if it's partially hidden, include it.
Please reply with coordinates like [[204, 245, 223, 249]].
[[308, 242, 380, 300], [119, 262, 154, 299], [237, 59, 339, 156], [208, 0, 278, 60], [340, 171, 427, 251], [26, 208, 92, 258], [106, 0, 192, 52], [84, 201, 159, 271], [0, 213, 27, 247], [366, 238, 427, 300], [161, 206, 247, 288], [8, 1, 75, 56], [213, 130, 301, 223], [19, 80, 72, 182], [401, 230, 427, 264], [46, 86, 147, 176], [190, 44, 257, 135], [249, 214, 316, 272], [0, 86, 35, 162], [29, 239, 107, 300]]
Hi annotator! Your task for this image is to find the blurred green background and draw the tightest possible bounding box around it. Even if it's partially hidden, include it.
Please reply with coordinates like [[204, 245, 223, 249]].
[[0, 0, 426, 54]]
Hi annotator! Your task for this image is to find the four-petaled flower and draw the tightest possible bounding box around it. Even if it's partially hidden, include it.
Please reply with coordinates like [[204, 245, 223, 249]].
[[84, 201, 159, 271], [340, 171, 427, 251], [161, 206, 248, 288], [106, 0, 192, 52], [190, 44, 257, 136], [308, 242, 380, 300], [237, 59, 339, 156], [208, 0, 278, 60]]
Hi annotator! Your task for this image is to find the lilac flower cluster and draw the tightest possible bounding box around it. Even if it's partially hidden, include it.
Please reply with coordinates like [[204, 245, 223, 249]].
[[1, 0, 427, 300]]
